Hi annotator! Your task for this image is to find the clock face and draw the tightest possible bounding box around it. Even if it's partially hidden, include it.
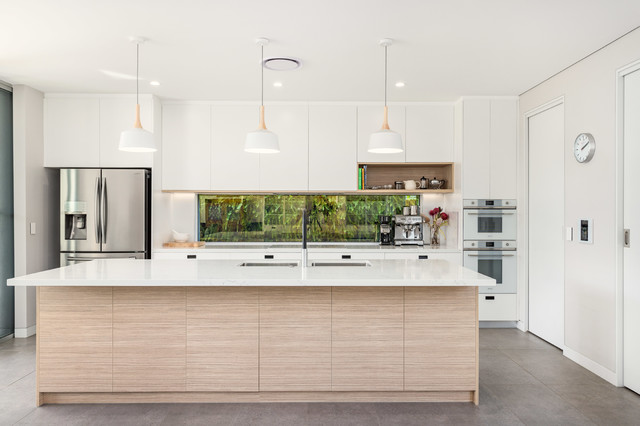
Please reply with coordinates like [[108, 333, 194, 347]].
[[574, 133, 595, 163]]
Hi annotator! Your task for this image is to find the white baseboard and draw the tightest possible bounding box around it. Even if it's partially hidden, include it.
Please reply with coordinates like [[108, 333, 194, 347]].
[[516, 320, 526, 332], [14, 325, 36, 338], [563, 346, 619, 386]]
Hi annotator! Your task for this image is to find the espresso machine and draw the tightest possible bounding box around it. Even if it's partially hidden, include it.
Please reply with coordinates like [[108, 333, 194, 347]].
[[394, 206, 424, 246], [379, 215, 393, 245]]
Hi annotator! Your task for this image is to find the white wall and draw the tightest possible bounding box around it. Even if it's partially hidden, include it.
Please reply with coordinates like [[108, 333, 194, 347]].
[[518, 26, 640, 384], [12, 85, 59, 337]]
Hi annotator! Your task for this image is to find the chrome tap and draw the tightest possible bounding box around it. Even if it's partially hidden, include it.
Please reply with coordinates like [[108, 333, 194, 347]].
[[301, 208, 308, 268]]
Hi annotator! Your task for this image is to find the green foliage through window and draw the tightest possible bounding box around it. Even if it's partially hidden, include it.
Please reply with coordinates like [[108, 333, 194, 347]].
[[198, 194, 418, 242]]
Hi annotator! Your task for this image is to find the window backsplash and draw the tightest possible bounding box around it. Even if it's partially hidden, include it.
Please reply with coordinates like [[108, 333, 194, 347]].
[[198, 194, 419, 242]]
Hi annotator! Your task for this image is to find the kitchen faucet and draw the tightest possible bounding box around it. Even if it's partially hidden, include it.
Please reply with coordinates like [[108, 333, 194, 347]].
[[302, 208, 308, 267]]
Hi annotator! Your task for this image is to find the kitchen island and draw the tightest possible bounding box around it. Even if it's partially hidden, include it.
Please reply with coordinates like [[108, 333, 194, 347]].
[[9, 258, 495, 406]]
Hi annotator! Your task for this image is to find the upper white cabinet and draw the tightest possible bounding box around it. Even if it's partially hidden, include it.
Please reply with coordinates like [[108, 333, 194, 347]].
[[44, 97, 100, 167], [162, 104, 211, 191], [99, 97, 154, 168], [462, 99, 517, 199], [44, 95, 155, 168], [357, 106, 406, 163], [259, 105, 309, 191], [405, 105, 454, 162], [211, 106, 260, 190], [308, 105, 357, 191]]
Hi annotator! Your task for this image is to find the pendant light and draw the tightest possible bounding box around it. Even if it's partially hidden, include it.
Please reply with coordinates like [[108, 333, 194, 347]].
[[368, 38, 403, 154], [245, 38, 280, 154], [119, 37, 156, 152]]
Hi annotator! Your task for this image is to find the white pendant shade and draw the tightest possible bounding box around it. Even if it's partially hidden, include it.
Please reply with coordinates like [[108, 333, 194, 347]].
[[368, 129, 403, 153], [119, 127, 156, 152], [245, 129, 279, 153]]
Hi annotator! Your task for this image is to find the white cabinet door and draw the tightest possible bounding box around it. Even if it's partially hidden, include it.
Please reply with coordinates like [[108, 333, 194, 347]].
[[259, 105, 309, 191], [405, 105, 454, 162], [44, 97, 100, 167], [308, 106, 357, 191], [489, 99, 518, 199], [462, 100, 491, 199], [357, 106, 406, 163], [211, 106, 260, 190], [162, 104, 211, 191], [99, 97, 154, 168]]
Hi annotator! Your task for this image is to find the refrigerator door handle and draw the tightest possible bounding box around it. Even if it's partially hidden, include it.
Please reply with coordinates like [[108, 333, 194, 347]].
[[94, 177, 101, 244], [101, 177, 108, 244]]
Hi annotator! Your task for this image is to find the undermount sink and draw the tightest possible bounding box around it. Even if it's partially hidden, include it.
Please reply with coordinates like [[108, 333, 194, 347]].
[[311, 261, 371, 267], [238, 262, 299, 267]]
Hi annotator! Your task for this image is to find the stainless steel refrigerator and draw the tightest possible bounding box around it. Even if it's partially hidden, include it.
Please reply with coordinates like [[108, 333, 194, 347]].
[[60, 169, 151, 266]]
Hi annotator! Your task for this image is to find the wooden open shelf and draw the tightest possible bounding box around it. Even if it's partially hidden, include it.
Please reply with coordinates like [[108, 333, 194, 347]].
[[357, 162, 454, 193]]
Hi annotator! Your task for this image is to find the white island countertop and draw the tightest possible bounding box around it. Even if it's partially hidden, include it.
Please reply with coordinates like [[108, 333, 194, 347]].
[[8, 259, 495, 287]]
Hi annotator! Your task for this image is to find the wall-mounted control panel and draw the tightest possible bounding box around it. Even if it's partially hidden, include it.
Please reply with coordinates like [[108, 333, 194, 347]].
[[579, 219, 593, 244]]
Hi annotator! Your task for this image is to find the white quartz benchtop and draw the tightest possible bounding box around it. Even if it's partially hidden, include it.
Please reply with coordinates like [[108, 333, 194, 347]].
[[154, 243, 461, 254], [8, 259, 494, 287]]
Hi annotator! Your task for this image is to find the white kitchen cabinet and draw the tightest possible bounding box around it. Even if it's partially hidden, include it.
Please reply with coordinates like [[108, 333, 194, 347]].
[[99, 97, 154, 168], [489, 100, 518, 199], [308, 252, 385, 261], [308, 106, 357, 191], [405, 105, 454, 162], [479, 293, 517, 321], [384, 252, 462, 265], [162, 104, 211, 191], [44, 97, 100, 167], [259, 105, 309, 191], [357, 106, 406, 163], [462, 99, 517, 199], [211, 106, 260, 190]]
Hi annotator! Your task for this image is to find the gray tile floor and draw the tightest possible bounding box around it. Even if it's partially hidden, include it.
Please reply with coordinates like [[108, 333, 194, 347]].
[[1, 329, 639, 425]]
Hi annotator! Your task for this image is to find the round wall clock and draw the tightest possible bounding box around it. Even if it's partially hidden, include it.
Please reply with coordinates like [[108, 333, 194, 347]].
[[574, 133, 596, 163]]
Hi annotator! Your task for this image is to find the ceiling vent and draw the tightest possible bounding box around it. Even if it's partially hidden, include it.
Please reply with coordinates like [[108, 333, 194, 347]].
[[262, 57, 301, 71]]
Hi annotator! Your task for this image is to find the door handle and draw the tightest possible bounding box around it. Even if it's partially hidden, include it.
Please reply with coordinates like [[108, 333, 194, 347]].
[[67, 256, 97, 262], [94, 177, 101, 244], [624, 229, 630, 248], [467, 253, 515, 257], [466, 212, 515, 216], [101, 177, 108, 244]]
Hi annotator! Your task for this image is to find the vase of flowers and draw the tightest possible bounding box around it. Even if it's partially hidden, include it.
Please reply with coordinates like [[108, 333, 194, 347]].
[[424, 207, 449, 246]]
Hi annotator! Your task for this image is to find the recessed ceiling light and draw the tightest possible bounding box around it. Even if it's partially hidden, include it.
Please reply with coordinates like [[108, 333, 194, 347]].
[[395, 81, 405, 88], [273, 82, 283, 88], [149, 81, 160, 86]]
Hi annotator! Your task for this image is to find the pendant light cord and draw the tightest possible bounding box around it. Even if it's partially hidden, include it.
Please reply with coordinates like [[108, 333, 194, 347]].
[[384, 45, 387, 107], [136, 42, 139, 105], [261, 44, 264, 107]]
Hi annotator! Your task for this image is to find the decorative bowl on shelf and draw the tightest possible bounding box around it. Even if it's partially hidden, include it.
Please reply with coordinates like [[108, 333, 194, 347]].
[[172, 230, 190, 243]]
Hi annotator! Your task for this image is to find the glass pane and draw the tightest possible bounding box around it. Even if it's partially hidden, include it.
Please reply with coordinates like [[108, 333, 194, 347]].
[[0, 88, 14, 338], [478, 216, 502, 233], [198, 194, 418, 242], [478, 258, 502, 284]]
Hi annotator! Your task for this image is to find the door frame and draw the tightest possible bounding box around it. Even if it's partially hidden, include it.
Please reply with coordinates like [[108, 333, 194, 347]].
[[615, 59, 640, 387], [522, 96, 565, 337]]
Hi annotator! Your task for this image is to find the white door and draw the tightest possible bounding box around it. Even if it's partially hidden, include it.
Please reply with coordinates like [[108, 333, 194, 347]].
[[528, 102, 564, 349], [623, 68, 640, 394]]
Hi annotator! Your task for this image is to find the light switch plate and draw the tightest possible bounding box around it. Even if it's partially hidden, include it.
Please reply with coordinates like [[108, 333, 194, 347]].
[[30, 222, 36, 235], [566, 226, 573, 241], [579, 219, 593, 244]]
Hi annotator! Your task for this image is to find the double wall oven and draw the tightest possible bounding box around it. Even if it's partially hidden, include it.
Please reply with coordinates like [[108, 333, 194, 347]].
[[463, 199, 516, 294]]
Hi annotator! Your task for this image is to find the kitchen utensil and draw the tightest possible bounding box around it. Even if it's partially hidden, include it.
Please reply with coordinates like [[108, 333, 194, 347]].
[[420, 176, 428, 189], [403, 206, 411, 215], [429, 177, 446, 189], [395, 181, 404, 189], [403, 180, 420, 190]]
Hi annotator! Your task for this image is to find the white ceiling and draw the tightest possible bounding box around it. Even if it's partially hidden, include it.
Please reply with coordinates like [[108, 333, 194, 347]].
[[2, 0, 640, 102]]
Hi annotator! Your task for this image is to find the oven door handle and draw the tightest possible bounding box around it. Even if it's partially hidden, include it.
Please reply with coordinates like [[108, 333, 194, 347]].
[[466, 212, 515, 215], [466, 253, 515, 257]]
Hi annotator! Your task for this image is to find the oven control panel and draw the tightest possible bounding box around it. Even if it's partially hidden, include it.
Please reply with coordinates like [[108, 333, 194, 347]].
[[464, 240, 517, 250]]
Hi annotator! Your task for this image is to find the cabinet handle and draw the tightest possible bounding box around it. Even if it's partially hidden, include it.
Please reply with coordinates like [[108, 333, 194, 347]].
[[265, 254, 274, 259], [187, 254, 196, 259], [484, 296, 495, 300], [418, 255, 429, 260], [342, 255, 351, 259]]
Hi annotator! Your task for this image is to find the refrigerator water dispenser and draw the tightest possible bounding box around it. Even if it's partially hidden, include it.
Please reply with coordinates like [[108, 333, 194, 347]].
[[65, 213, 87, 240]]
